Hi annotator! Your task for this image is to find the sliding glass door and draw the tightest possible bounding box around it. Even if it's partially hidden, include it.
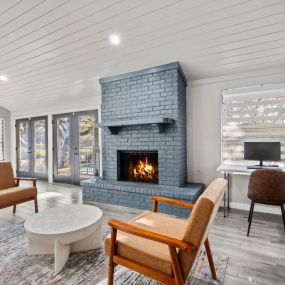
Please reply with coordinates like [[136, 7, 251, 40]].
[[16, 117, 48, 179], [53, 111, 99, 184]]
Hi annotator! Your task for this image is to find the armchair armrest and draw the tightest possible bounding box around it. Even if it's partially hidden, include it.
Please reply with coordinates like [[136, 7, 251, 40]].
[[15, 177, 37, 187], [108, 218, 195, 252], [151, 196, 195, 212]]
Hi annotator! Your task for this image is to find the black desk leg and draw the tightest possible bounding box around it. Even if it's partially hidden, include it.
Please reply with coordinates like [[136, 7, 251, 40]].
[[223, 172, 227, 217], [227, 172, 230, 217], [223, 171, 230, 218]]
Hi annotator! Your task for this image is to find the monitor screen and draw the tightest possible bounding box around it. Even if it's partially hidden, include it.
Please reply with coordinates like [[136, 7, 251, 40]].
[[244, 142, 281, 161]]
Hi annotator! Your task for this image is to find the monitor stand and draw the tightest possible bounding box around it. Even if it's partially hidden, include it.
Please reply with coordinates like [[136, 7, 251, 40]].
[[247, 160, 279, 169]]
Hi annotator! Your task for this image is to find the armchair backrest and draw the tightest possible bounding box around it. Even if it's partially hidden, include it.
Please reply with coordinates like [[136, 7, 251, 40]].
[[178, 178, 227, 279], [0, 162, 16, 190]]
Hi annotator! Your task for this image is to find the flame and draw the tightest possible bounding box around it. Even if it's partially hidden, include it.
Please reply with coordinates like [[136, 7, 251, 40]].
[[133, 156, 154, 180]]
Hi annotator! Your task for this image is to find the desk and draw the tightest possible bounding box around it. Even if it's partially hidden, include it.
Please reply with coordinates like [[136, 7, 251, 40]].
[[217, 164, 285, 217]]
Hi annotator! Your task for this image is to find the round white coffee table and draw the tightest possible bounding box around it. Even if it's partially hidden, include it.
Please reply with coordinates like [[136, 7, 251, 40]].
[[24, 204, 103, 274]]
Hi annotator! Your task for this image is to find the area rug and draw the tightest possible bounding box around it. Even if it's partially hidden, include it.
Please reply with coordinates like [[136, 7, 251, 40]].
[[0, 223, 228, 285]]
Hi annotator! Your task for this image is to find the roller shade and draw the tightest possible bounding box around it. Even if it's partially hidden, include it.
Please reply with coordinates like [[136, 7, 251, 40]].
[[222, 84, 285, 166]]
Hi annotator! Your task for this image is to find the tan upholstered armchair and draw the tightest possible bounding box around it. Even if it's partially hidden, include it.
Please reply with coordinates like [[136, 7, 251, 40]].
[[104, 178, 227, 285], [0, 162, 38, 213]]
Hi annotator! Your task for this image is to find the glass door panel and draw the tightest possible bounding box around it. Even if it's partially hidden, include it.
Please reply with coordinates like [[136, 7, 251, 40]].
[[77, 111, 99, 183], [56, 117, 71, 176], [32, 118, 48, 176], [18, 120, 30, 173], [16, 117, 48, 179], [79, 114, 94, 179], [53, 115, 73, 182]]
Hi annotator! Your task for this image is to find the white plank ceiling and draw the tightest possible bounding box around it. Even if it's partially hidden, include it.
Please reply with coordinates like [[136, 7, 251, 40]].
[[1, 0, 285, 112]]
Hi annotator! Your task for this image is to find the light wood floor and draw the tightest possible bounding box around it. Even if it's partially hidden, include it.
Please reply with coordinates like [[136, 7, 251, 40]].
[[0, 181, 284, 285]]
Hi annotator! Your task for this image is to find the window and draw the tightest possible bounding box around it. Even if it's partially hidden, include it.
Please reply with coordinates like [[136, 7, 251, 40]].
[[222, 84, 285, 166], [0, 119, 4, 161]]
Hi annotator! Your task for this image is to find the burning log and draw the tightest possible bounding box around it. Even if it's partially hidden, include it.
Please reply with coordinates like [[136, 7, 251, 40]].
[[133, 157, 154, 180]]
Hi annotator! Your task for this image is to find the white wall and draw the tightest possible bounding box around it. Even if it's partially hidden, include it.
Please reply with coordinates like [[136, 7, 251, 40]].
[[0, 107, 10, 162], [187, 65, 285, 214]]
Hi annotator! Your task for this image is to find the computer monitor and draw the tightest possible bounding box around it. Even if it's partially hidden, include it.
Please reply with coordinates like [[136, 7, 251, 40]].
[[244, 142, 281, 168]]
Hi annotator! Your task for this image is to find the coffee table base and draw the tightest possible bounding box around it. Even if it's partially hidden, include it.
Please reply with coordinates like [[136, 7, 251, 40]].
[[27, 220, 102, 274]]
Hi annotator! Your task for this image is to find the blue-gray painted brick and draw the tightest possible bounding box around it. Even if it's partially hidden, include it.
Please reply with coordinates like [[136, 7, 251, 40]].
[[100, 65, 187, 187], [82, 180, 204, 218]]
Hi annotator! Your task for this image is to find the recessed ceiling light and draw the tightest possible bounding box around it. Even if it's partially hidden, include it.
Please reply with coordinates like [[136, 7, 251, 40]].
[[0, 75, 8, 82], [109, 34, 121, 45]]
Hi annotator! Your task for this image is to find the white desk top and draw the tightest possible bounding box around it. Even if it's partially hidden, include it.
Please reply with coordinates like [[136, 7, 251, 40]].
[[217, 164, 285, 174]]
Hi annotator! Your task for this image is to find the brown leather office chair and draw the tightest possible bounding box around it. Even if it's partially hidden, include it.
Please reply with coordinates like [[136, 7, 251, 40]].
[[247, 169, 285, 236]]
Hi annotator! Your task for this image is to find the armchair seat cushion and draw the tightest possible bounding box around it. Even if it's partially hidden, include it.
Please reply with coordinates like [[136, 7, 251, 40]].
[[104, 211, 188, 275], [0, 187, 37, 207]]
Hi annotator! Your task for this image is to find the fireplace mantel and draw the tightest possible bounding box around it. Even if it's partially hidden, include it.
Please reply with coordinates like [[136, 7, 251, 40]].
[[94, 117, 174, 134]]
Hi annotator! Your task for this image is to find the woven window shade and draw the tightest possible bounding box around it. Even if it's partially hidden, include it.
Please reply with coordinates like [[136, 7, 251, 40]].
[[222, 84, 285, 166]]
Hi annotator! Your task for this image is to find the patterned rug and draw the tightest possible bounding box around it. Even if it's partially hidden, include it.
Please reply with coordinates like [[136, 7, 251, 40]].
[[0, 223, 228, 285]]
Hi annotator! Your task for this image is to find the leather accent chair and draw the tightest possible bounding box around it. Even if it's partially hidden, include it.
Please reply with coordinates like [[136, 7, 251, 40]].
[[0, 162, 38, 213], [104, 178, 227, 285], [247, 169, 285, 236]]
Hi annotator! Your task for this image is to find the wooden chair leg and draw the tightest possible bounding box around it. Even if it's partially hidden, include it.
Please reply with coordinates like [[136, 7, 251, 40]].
[[108, 260, 115, 285], [34, 197, 39, 213], [247, 201, 255, 236], [13, 205, 16, 214], [169, 246, 184, 285], [108, 228, 117, 285], [204, 238, 217, 280], [152, 200, 158, 212], [281, 204, 285, 228]]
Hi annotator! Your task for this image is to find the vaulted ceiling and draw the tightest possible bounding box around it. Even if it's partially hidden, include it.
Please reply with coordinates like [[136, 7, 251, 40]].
[[1, 0, 285, 112]]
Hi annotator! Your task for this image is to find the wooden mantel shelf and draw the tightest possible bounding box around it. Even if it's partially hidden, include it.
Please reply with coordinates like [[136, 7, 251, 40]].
[[94, 117, 174, 134]]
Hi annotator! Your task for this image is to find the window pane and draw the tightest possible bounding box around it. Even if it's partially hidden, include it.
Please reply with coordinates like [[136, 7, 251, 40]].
[[19, 121, 29, 171], [57, 117, 71, 176], [78, 114, 99, 178], [34, 119, 47, 173]]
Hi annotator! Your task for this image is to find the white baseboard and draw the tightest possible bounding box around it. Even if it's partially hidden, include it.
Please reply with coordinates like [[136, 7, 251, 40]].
[[230, 202, 281, 215]]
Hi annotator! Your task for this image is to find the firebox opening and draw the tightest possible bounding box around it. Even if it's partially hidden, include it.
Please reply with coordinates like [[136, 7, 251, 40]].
[[118, 151, 159, 184]]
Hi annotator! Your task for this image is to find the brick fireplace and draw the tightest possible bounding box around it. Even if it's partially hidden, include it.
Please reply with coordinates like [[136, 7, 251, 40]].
[[81, 62, 204, 217]]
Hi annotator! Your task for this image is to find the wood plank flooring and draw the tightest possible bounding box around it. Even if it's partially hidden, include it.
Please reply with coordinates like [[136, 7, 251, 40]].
[[0, 181, 284, 285]]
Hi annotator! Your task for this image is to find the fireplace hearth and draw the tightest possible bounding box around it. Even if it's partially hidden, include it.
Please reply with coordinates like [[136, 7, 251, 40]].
[[118, 151, 159, 184]]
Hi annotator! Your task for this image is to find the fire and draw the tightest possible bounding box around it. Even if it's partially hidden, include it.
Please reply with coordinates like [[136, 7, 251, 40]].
[[133, 156, 154, 180]]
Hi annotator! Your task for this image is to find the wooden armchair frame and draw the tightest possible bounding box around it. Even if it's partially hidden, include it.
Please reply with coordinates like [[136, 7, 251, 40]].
[[15, 177, 37, 187], [107, 196, 217, 285], [13, 177, 38, 214]]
